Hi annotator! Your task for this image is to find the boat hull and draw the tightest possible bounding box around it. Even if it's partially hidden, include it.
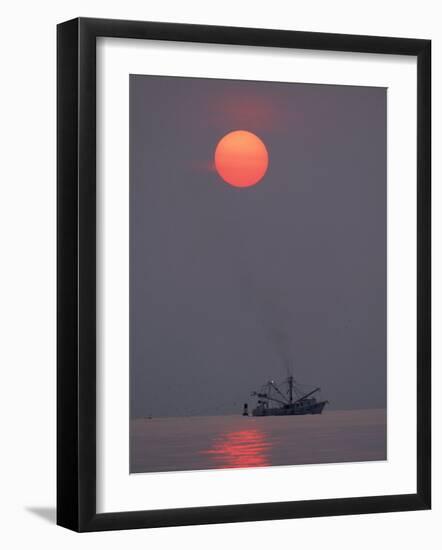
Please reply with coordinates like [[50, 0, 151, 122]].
[[252, 400, 328, 417]]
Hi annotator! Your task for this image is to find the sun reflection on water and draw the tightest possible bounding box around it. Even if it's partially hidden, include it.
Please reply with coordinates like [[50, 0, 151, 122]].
[[201, 429, 271, 468]]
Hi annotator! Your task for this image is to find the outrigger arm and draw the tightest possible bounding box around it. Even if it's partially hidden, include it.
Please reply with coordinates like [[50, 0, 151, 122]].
[[293, 387, 320, 404], [268, 381, 289, 403]]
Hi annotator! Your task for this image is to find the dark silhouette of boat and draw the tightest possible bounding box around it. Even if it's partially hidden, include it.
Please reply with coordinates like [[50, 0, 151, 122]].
[[248, 376, 328, 416]]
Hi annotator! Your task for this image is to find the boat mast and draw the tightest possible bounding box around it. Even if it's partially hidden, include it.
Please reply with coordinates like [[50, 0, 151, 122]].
[[288, 376, 293, 404]]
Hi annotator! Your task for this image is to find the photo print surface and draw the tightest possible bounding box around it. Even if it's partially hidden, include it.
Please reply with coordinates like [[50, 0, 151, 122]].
[[129, 75, 387, 474]]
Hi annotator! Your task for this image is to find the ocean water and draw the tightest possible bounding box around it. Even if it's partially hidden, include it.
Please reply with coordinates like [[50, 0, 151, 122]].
[[130, 409, 386, 474]]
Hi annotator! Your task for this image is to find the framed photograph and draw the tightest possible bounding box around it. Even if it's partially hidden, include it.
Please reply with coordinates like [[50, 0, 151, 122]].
[[57, 17, 431, 532]]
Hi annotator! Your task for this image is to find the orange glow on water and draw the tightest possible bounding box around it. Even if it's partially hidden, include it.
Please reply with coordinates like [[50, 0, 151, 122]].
[[202, 429, 271, 469]]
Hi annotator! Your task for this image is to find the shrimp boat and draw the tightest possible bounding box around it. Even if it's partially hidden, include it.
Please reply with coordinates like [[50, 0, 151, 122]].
[[249, 375, 328, 416]]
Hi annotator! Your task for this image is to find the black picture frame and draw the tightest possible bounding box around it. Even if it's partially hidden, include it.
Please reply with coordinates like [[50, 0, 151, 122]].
[[57, 17, 431, 532]]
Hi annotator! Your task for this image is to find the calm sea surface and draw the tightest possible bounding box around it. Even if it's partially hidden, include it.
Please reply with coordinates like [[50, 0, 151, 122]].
[[130, 409, 386, 473]]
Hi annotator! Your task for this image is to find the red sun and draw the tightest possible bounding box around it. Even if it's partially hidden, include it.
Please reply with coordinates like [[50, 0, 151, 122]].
[[214, 130, 269, 188]]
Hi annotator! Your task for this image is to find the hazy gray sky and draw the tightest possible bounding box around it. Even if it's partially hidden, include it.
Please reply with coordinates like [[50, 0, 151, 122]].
[[130, 75, 386, 418]]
